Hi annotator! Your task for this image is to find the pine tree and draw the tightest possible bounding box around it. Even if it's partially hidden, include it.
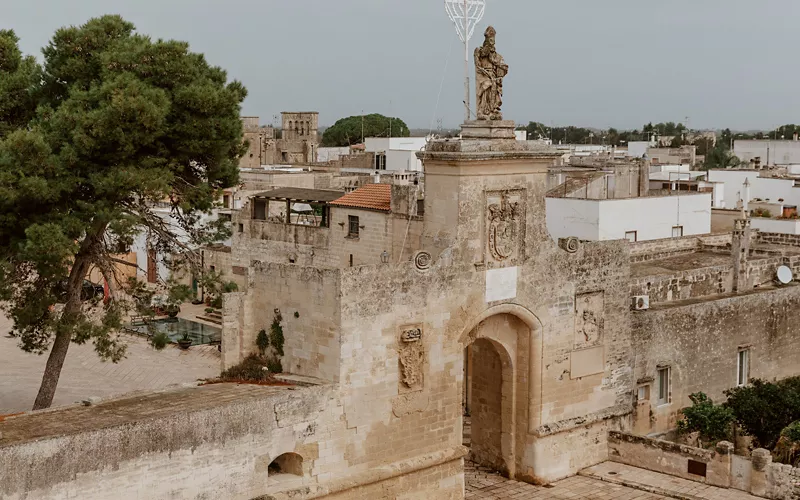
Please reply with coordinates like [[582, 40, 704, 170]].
[[0, 16, 247, 409]]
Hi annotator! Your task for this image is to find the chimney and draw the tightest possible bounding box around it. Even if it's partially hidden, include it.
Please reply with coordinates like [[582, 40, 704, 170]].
[[742, 178, 751, 212], [732, 218, 751, 293]]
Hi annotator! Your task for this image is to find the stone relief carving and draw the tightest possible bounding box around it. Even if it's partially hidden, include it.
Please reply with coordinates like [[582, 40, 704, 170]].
[[559, 237, 580, 254], [398, 326, 424, 393], [474, 26, 508, 121], [574, 291, 604, 348], [413, 251, 432, 271], [486, 190, 524, 266]]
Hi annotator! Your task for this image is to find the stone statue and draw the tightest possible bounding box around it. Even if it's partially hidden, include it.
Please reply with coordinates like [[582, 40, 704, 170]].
[[474, 26, 508, 121]]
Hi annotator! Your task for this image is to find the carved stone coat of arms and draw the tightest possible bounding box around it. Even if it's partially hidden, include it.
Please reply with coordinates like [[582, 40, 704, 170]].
[[485, 190, 524, 266]]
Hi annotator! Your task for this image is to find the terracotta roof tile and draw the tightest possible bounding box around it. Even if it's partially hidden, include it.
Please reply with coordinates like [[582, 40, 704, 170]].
[[330, 183, 391, 212]]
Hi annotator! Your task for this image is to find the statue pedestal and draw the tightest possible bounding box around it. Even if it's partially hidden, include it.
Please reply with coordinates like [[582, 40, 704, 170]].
[[461, 120, 517, 140]]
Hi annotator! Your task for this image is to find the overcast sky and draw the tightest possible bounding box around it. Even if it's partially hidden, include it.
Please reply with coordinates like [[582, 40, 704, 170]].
[[4, 0, 799, 131]]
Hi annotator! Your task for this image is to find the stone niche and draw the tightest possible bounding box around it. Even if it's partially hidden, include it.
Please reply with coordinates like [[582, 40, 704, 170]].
[[485, 189, 526, 268]]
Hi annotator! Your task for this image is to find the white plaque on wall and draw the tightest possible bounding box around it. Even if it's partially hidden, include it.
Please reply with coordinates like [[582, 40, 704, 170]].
[[485, 267, 518, 303]]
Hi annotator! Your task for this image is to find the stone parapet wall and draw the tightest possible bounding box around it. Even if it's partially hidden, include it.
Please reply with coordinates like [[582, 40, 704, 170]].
[[757, 232, 800, 248], [629, 233, 732, 263], [608, 431, 731, 487], [630, 264, 733, 304], [0, 382, 466, 500], [608, 431, 800, 500]]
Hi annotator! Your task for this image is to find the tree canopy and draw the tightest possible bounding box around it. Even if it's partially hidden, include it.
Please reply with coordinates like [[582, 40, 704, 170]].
[[321, 113, 409, 147], [0, 15, 246, 409]]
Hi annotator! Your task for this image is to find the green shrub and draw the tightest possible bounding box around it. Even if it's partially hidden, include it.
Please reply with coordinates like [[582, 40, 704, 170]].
[[223, 281, 238, 293], [205, 307, 214, 314], [256, 329, 269, 356], [725, 377, 800, 449], [676, 392, 734, 445], [266, 357, 283, 374], [775, 422, 800, 466], [220, 354, 269, 381], [783, 421, 800, 442], [150, 332, 170, 351], [270, 310, 285, 357]]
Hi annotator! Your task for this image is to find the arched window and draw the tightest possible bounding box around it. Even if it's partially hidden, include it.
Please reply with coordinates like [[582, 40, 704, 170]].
[[268, 452, 303, 477]]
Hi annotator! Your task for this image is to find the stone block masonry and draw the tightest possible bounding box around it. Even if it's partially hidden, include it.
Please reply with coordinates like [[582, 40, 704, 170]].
[[0, 383, 466, 500]]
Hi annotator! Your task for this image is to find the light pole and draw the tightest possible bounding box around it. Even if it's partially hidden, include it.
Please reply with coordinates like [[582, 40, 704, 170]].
[[445, 0, 486, 122]]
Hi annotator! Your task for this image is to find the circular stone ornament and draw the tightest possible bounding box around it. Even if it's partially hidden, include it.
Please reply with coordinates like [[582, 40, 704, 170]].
[[414, 251, 432, 271]]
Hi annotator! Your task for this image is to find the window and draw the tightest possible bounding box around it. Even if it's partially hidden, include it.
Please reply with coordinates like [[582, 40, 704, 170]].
[[737, 349, 750, 387], [348, 215, 359, 238], [637, 385, 650, 402], [238, 223, 244, 233], [223, 194, 230, 208], [625, 231, 638, 242], [375, 153, 387, 170], [657, 367, 670, 405], [672, 226, 684, 238]]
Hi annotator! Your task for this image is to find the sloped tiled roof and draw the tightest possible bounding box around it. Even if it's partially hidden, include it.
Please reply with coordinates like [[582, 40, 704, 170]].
[[330, 183, 391, 212]]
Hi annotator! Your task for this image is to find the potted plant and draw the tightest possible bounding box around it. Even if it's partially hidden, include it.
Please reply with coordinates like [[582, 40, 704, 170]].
[[177, 332, 193, 350], [164, 303, 180, 318]]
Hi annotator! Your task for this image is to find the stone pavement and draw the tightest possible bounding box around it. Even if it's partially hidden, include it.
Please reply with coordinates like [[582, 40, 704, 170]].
[[466, 460, 669, 499], [0, 313, 221, 414], [581, 462, 762, 500]]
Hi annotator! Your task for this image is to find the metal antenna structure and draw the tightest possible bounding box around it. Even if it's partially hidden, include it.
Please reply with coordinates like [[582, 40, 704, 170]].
[[444, 0, 486, 122]]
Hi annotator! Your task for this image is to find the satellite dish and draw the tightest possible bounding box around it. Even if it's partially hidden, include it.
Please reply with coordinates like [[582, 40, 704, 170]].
[[777, 265, 793, 285]]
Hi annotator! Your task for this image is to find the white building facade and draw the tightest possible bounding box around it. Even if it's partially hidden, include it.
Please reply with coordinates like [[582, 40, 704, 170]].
[[734, 139, 800, 166], [546, 193, 712, 242], [364, 137, 428, 172], [707, 170, 800, 208]]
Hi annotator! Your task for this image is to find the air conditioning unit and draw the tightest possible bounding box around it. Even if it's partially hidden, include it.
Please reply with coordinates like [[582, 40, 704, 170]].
[[632, 295, 650, 311]]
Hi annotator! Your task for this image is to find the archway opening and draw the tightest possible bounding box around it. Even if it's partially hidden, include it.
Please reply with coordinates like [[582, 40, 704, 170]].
[[464, 337, 509, 475], [268, 453, 303, 477]]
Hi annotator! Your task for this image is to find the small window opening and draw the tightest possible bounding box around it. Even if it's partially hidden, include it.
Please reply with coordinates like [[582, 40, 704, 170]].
[[348, 216, 359, 238], [625, 231, 638, 242], [657, 367, 670, 406], [688, 459, 707, 477], [672, 226, 684, 238], [268, 453, 303, 477], [238, 223, 244, 233], [737, 349, 750, 387], [637, 385, 650, 402]]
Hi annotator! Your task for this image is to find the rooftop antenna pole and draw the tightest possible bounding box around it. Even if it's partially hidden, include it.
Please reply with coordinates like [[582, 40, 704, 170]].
[[445, 0, 485, 123]]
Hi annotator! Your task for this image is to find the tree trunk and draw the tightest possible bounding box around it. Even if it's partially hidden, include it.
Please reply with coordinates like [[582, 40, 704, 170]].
[[32, 255, 91, 410]]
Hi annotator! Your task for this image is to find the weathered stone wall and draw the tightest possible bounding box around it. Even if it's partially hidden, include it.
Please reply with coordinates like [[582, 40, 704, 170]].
[[608, 431, 732, 488], [329, 208, 393, 267], [241, 263, 341, 382], [608, 432, 800, 499], [767, 462, 800, 500], [628, 233, 732, 263], [631, 285, 800, 434], [630, 264, 733, 304], [0, 383, 466, 500], [758, 231, 800, 247]]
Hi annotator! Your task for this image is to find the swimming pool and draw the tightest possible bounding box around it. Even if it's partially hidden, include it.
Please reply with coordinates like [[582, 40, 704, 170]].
[[127, 318, 221, 346]]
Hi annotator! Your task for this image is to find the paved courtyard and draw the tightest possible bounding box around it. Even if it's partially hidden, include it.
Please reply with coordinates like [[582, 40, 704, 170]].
[[466, 461, 669, 499], [0, 312, 221, 414], [466, 460, 764, 499]]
